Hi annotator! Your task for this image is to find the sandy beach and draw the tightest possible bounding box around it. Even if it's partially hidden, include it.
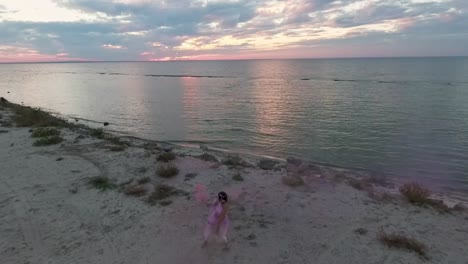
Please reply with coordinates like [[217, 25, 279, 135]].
[[1, 99, 468, 264]]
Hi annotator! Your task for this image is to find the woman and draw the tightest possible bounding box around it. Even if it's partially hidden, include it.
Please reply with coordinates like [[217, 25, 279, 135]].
[[202, 191, 230, 248]]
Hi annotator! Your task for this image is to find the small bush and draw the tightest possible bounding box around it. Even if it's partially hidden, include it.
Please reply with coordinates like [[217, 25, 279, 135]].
[[378, 230, 429, 260], [108, 136, 124, 145], [400, 182, 450, 213], [159, 200, 173, 206], [90, 128, 105, 139], [147, 184, 186, 205], [399, 182, 430, 204], [282, 175, 304, 187], [1, 120, 12, 127], [88, 176, 116, 191], [157, 164, 179, 178], [222, 155, 246, 167], [349, 178, 372, 191], [232, 173, 244, 181], [31, 128, 61, 138], [184, 173, 197, 181], [198, 153, 218, 162], [157, 152, 176, 162], [33, 135, 64, 146], [124, 185, 147, 197], [14, 107, 68, 127], [137, 176, 151, 184], [354, 228, 368, 235], [110, 145, 126, 152], [136, 167, 147, 174]]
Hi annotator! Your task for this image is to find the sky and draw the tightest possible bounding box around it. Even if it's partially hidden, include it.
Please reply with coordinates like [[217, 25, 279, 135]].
[[0, 0, 467, 62]]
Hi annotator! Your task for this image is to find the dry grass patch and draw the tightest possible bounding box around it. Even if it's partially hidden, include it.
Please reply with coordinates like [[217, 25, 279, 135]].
[[110, 145, 126, 152], [1, 100, 70, 127], [349, 178, 370, 190], [14, 107, 68, 127], [147, 184, 188, 206], [400, 182, 430, 204], [232, 173, 244, 181], [378, 229, 429, 260], [136, 167, 147, 174], [1, 119, 13, 127], [197, 153, 218, 162], [31, 128, 61, 138], [88, 176, 116, 191], [124, 185, 147, 197], [90, 128, 106, 139], [399, 182, 450, 213], [282, 175, 304, 187], [157, 152, 176, 162], [33, 135, 64, 146], [354, 228, 368, 235], [137, 176, 151, 184], [222, 155, 248, 167], [157, 164, 179, 178]]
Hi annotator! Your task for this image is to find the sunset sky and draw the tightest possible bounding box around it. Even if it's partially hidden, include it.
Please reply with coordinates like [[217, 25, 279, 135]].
[[0, 0, 467, 62]]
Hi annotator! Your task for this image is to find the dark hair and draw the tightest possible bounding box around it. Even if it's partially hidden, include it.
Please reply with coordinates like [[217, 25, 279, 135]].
[[218, 191, 228, 202]]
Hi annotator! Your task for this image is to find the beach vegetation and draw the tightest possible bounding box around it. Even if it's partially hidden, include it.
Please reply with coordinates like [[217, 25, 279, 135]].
[[90, 128, 105, 139], [147, 184, 187, 205], [110, 145, 126, 152], [222, 155, 247, 167], [159, 200, 173, 206], [157, 164, 179, 178], [282, 175, 304, 187], [137, 176, 151, 184], [108, 136, 124, 145], [136, 167, 147, 174], [1, 120, 12, 127], [400, 182, 450, 213], [198, 153, 218, 162], [124, 185, 147, 197], [157, 152, 176, 162], [349, 178, 369, 190], [31, 128, 61, 138], [33, 135, 64, 146], [232, 173, 244, 181], [399, 182, 430, 204], [354, 228, 368, 235], [14, 106, 68, 127], [88, 176, 116, 191], [378, 229, 429, 260]]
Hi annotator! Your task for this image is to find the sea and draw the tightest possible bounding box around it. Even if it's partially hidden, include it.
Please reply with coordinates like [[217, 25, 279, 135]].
[[1, 57, 467, 193]]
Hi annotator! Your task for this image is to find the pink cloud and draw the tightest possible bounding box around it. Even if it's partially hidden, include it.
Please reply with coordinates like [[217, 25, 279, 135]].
[[0, 45, 89, 63]]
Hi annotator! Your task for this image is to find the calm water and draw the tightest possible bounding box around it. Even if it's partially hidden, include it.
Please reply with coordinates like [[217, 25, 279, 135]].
[[1, 58, 468, 192]]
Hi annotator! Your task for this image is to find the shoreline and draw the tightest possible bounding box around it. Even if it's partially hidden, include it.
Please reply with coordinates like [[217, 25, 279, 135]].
[[24, 98, 468, 197], [1, 98, 468, 263]]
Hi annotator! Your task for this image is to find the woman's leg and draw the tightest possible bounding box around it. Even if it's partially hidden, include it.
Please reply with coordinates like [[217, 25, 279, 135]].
[[218, 221, 229, 247], [202, 223, 213, 248]]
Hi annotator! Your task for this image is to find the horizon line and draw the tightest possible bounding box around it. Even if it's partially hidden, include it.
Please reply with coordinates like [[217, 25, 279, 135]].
[[1, 55, 467, 64]]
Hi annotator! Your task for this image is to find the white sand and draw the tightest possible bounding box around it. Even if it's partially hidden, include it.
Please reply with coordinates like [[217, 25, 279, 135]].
[[1, 106, 467, 264]]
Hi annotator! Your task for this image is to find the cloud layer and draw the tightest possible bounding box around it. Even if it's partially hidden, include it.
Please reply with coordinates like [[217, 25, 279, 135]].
[[0, 0, 467, 62]]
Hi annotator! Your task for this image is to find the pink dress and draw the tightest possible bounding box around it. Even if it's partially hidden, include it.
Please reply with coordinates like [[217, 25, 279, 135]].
[[203, 200, 229, 242]]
